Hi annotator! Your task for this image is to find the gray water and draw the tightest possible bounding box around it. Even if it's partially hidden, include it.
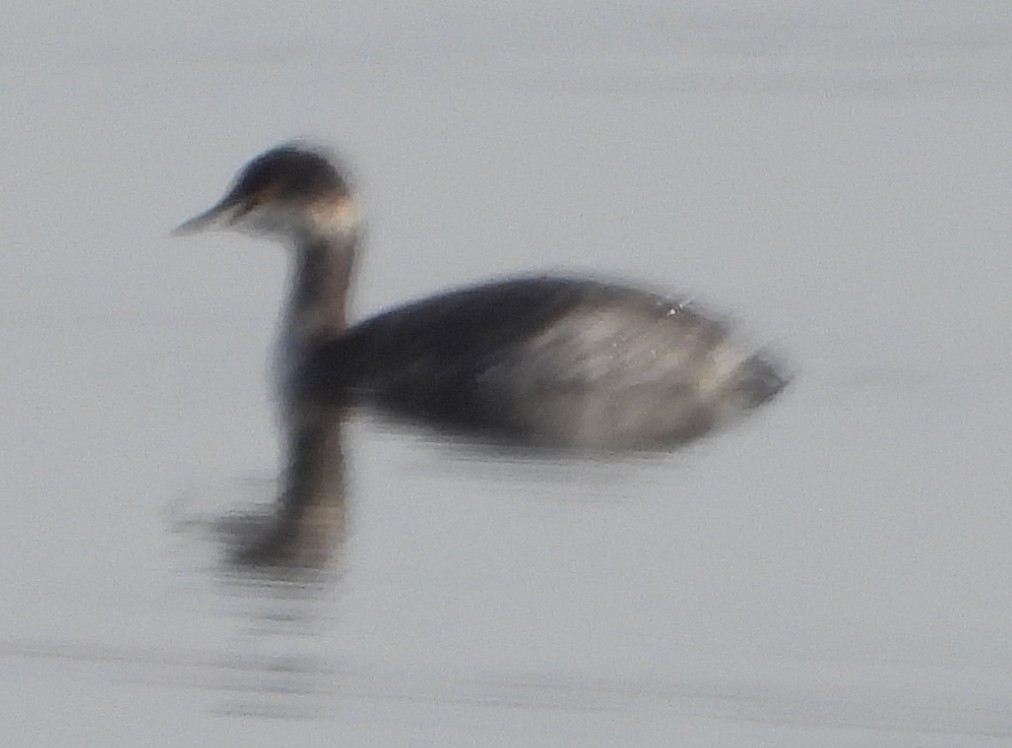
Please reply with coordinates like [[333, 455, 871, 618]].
[[4, 2, 1012, 745]]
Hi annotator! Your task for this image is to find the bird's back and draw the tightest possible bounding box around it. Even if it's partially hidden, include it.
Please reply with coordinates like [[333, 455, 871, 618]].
[[307, 276, 787, 447]]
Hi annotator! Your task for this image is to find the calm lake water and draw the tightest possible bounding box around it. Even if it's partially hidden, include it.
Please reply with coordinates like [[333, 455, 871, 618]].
[[3, 2, 1012, 745]]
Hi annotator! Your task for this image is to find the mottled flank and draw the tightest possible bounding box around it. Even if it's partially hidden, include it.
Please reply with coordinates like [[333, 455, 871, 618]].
[[307, 276, 790, 448]]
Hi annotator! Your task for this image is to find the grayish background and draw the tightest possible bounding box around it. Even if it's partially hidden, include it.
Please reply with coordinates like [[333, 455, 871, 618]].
[[3, 1, 1011, 745]]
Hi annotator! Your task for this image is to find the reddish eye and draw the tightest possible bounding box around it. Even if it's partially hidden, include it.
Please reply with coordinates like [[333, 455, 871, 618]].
[[238, 185, 280, 217], [248, 190, 268, 207]]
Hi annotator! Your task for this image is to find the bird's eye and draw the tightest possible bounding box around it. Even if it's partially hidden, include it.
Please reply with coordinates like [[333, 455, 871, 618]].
[[237, 185, 280, 218]]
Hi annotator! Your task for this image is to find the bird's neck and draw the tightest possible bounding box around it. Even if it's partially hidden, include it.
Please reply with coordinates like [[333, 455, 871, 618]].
[[286, 234, 356, 344]]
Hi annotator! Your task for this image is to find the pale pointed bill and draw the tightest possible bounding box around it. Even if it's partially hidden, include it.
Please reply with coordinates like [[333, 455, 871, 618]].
[[172, 198, 242, 236]]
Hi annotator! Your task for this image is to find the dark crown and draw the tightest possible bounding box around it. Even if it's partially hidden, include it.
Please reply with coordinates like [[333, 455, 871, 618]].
[[224, 145, 351, 205]]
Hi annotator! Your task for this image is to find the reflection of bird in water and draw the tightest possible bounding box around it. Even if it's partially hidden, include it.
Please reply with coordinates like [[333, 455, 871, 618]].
[[176, 144, 789, 453], [174, 144, 789, 559]]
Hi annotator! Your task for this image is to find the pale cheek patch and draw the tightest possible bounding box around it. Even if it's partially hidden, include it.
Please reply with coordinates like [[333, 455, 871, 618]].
[[309, 195, 362, 238]]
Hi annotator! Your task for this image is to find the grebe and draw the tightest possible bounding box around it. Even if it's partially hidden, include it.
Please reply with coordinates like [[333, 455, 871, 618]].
[[175, 144, 789, 451]]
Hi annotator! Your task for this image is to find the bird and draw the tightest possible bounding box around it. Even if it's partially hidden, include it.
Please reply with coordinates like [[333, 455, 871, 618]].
[[174, 143, 789, 452]]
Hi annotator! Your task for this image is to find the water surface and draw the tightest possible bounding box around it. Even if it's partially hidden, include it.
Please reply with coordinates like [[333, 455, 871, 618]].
[[3, 2, 1012, 745]]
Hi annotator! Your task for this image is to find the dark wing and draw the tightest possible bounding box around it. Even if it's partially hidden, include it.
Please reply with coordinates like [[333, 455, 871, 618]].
[[305, 276, 668, 429], [302, 275, 786, 447]]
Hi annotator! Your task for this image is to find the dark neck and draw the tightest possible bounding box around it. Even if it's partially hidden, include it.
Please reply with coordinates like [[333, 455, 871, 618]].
[[287, 234, 356, 343]]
